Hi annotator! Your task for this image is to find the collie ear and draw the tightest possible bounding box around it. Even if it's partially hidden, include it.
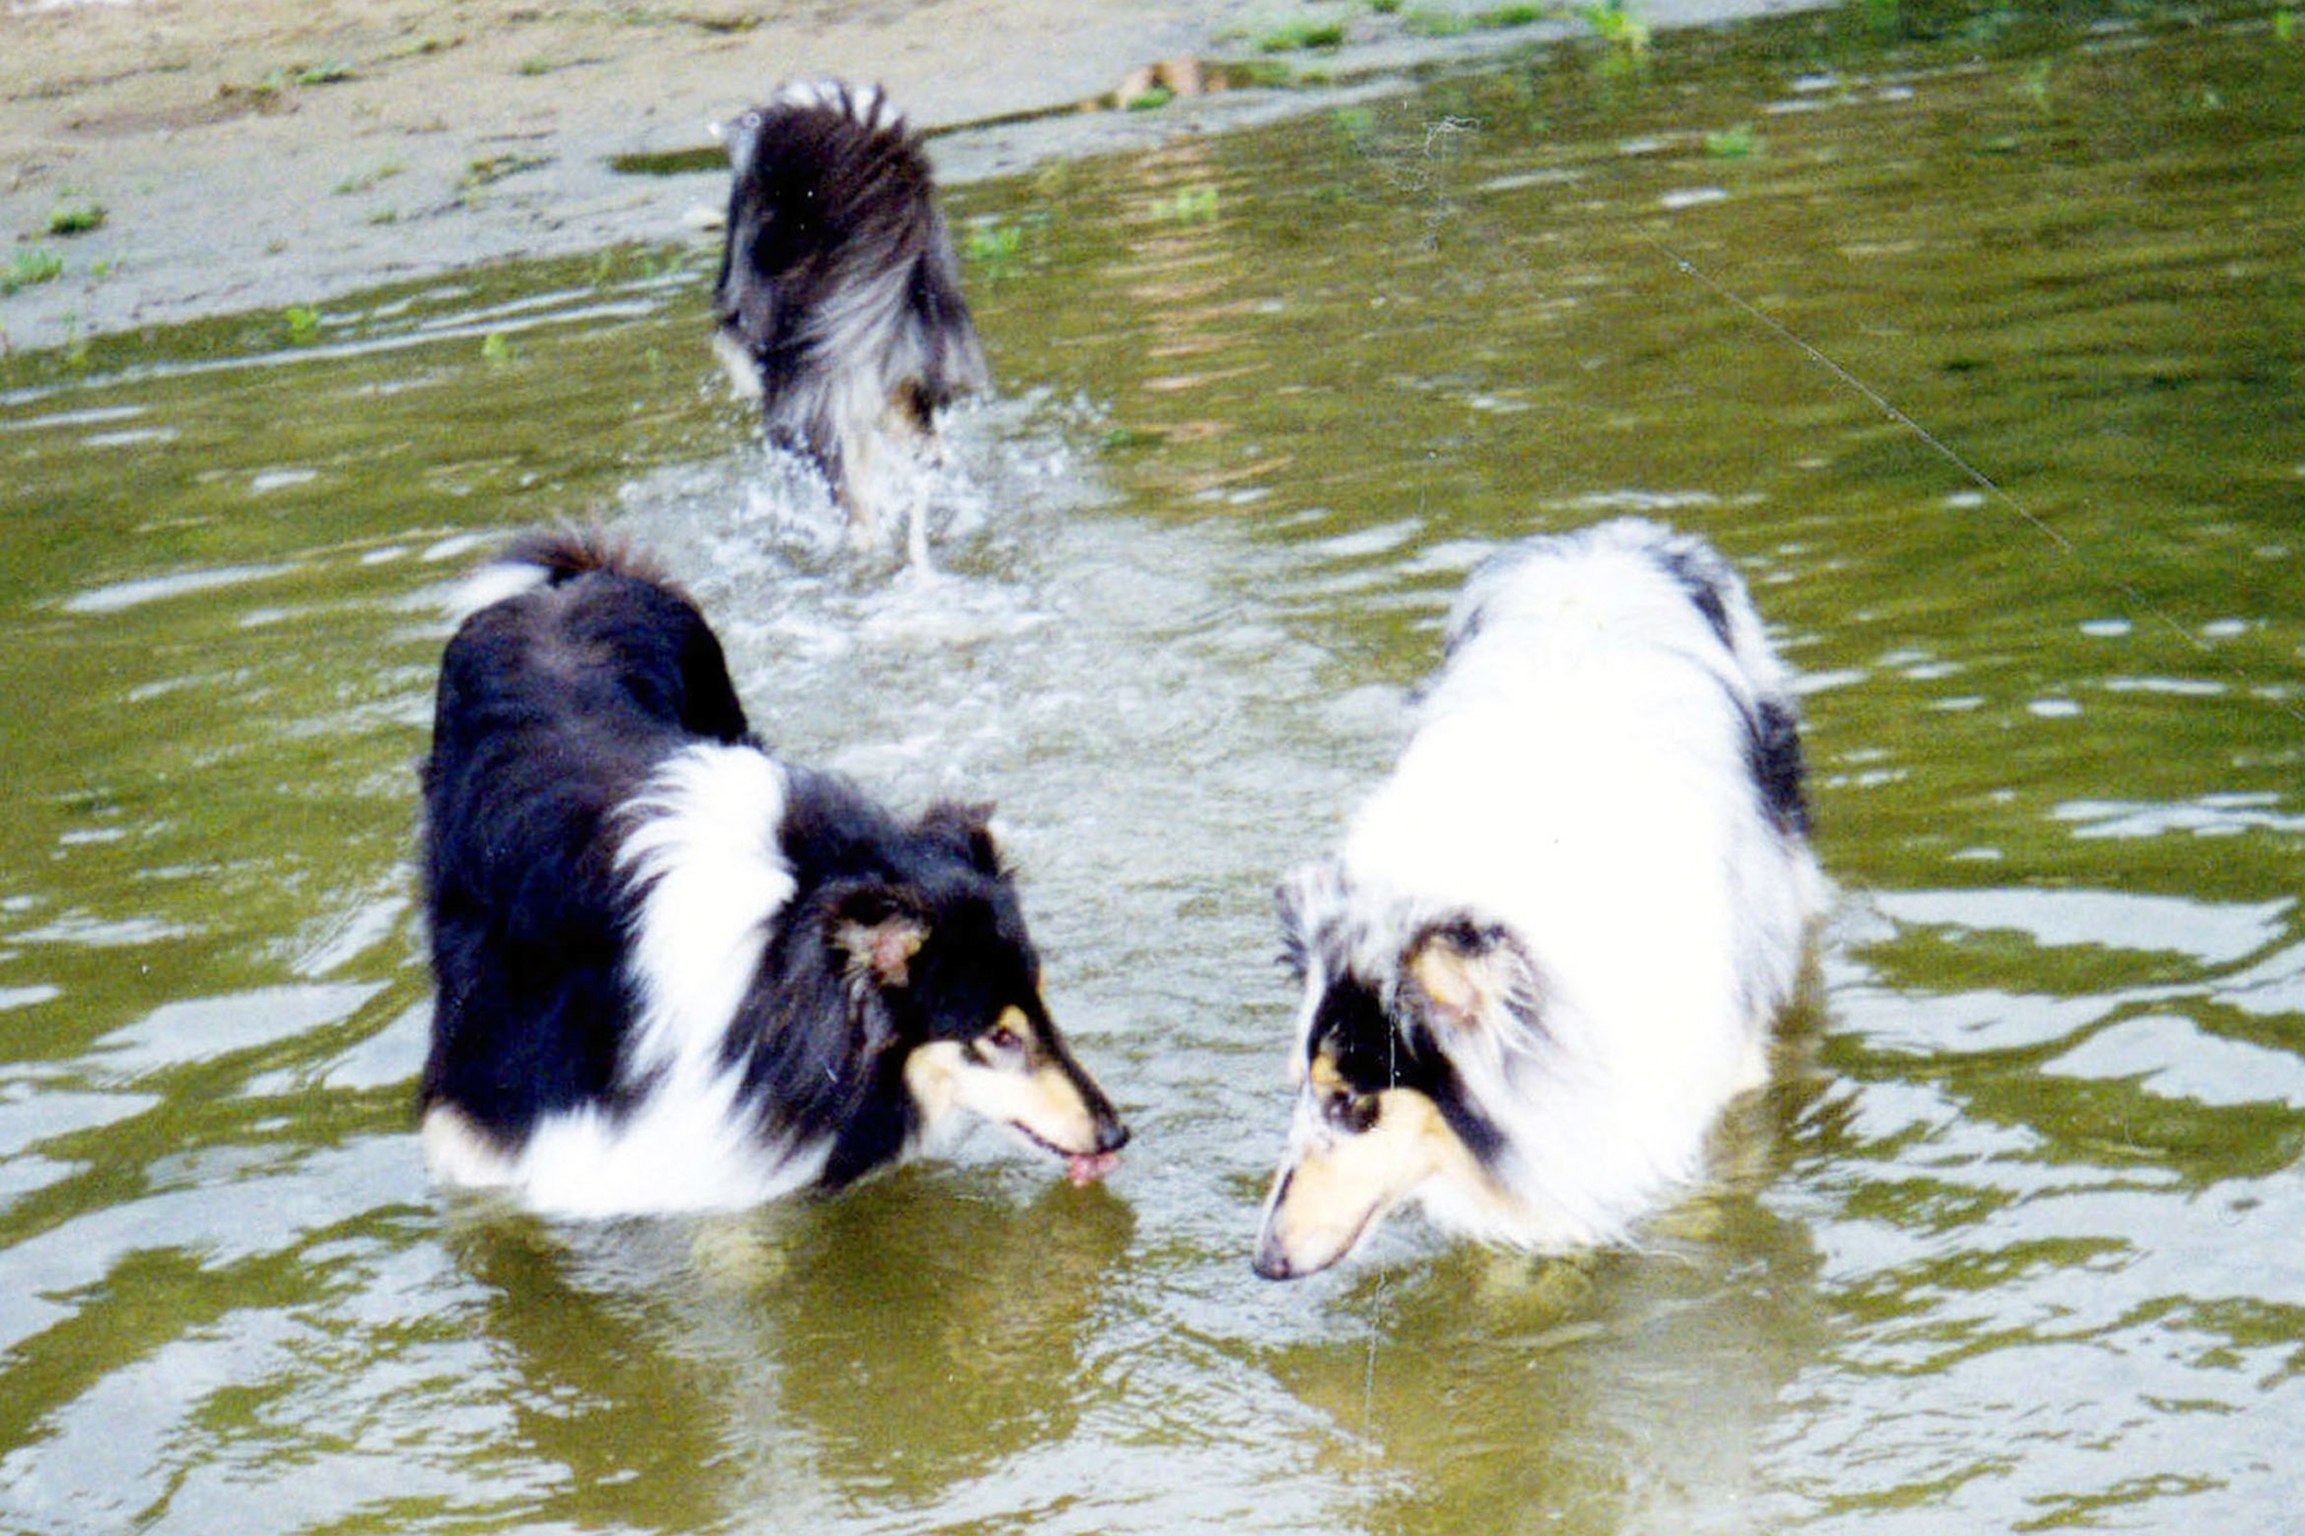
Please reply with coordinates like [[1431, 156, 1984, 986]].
[[1275, 859, 1348, 972], [1404, 918, 1534, 1034], [1273, 870, 1312, 964], [920, 800, 1003, 876], [831, 887, 928, 988]]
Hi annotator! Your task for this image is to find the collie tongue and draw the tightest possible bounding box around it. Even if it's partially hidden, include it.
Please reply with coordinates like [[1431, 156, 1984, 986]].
[[1066, 1150, 1119, 1187]]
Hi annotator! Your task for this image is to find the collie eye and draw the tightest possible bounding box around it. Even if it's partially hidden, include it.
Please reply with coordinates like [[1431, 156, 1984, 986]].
[[984, 1021, 1025, 1053], [1322, 1088, 1378, 1135]]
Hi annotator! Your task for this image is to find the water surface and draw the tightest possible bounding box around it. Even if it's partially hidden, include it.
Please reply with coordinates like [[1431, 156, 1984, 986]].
[[2, 6, 2301, 1533]]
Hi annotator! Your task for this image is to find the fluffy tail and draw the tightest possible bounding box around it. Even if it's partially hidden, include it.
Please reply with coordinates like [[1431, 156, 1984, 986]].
[[712, 80, 988, 493], [449, 528, 671, 621], [500, 528, 667, 585]]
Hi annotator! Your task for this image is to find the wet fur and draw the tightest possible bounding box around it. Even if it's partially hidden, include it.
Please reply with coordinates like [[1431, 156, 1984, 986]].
[[418, 531, 1122, 1214], [1255, 518, 1825, 1277], [712, 82, 987, 545]]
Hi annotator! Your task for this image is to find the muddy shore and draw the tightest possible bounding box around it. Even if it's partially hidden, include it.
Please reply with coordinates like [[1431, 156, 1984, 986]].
[[1, 0, 1826, 355]]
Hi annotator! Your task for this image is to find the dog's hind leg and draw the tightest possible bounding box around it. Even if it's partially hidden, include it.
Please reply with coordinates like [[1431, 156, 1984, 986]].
[[836, 431, 889, 554], [839, 484, 887, 552], [902, 476, 934, 576], [885, 384, 941, 574]]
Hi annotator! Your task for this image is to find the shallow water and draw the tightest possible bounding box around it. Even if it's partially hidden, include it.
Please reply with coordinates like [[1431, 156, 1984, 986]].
[[3, 5, 2302, 1533]]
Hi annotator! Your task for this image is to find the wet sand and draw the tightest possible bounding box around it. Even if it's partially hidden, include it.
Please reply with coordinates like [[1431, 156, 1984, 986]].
[[1, 0, 1825, 354]]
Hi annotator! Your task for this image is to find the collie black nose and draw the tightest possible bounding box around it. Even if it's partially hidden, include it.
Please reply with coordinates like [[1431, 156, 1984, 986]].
[[1095, 1117, 1130, 1154]]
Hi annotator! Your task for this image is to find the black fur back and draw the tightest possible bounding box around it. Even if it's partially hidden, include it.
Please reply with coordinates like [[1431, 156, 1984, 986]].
[[417, 535, 748, 1135]]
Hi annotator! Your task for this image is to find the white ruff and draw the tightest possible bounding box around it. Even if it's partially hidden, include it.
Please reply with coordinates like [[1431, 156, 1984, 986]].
[[1318, 520, 1824, 1249], [491, 744, 820, 1216]]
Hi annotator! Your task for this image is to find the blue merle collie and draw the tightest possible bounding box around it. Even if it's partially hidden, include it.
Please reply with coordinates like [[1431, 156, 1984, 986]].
[[1253, 519, 1825, 1279], [417, 532, 1125, 1215], [712, 82, 988, 559]]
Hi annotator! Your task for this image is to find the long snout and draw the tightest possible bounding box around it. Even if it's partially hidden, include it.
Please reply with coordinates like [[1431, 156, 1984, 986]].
[[1252, 1144, 1393, 1280], [913, 1009, 1128, 1183], [1252, 1087, 1452, 1280]]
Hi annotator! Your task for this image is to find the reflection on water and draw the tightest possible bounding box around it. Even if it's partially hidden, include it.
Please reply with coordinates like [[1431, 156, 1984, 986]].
[[432, 1173, 1137, 1529], [2, 5, 2302, 1534]]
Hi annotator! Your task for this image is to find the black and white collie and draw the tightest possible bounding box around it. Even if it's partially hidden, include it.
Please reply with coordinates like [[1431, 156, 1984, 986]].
[[1253, 519, 1825, 1279], [712, 82, 988, 557], [417, 532, 1125, 1215]]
